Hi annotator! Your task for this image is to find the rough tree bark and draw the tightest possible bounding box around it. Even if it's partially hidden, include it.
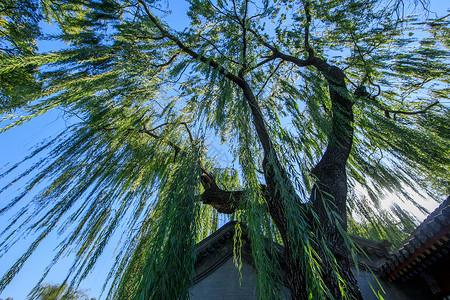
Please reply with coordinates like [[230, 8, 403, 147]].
[[307, 61, 362, 300]]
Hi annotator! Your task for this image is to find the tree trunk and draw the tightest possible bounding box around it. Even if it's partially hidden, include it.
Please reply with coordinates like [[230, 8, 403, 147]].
[[299, 61, 362, 299], [261, 61, 362, 299], [199, 58, 363, 299]]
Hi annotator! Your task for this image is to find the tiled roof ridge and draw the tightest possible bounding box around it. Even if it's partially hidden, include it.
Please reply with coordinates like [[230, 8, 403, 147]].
[[401, 196, 450, 245], [380, 195, 450, 279], [195, 221, 393, 263], [195, 221, 240, 255], [195, 221, 285, 260]]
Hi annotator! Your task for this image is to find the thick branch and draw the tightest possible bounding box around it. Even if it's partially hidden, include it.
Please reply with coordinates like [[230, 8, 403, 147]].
[[302, 0, 314, 58], [201, 184, 244, 214], [239, 80, 274, 155], [239, 0, 249, 76], [246, 31, 352, 162], [247, 31, 354, 218], [253, 42, 352, 168], [200, 167, 267, 214]]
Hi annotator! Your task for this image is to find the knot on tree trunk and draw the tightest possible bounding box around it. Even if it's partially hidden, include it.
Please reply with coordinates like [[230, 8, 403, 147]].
[[200, 168, 242, 214], [199, 168, 268, 214], [201, 187, 242, 214]]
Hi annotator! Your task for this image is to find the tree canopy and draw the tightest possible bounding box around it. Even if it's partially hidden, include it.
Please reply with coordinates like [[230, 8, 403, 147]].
[[0, 0, 448, 299]]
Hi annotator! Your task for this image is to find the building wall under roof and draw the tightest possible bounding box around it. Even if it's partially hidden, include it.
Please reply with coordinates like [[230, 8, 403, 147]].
[[355, 267, 437, 300], [190, 220, 445, 299], [189, 257, 436, 300], [189, 258, 291, 300]]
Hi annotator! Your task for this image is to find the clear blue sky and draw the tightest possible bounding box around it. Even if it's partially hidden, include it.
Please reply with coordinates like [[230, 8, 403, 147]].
[[0, 0, 448, 299]]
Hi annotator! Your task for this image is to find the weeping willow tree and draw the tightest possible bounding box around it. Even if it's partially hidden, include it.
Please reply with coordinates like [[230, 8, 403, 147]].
[[0, 0, 449, 299]]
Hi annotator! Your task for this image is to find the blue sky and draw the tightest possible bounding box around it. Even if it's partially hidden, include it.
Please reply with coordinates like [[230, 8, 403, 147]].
[[0, 0, 449, 299]]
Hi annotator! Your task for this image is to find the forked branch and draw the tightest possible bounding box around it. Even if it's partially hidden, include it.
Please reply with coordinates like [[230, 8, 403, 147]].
[[145, 122, 194, 145], [355, 86, 440, 118]]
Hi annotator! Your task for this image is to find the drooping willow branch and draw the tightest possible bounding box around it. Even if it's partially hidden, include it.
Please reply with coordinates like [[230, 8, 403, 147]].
[[137, 1, 309, 221], [238, 0, 249, 76], [100, 122, 188, 159], [137, 0, 275, 159], [101, 122, 261, 214], [302, 0, 314, 59], [198, 34, 239, 65]]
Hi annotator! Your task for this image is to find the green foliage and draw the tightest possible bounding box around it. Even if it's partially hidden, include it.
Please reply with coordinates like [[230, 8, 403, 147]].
[[0, 0, 448, 299], [347, 197, 417, 247], [29, 282, 92, 300], [0, 0, 41, 112], [114, 147, 201, 300]]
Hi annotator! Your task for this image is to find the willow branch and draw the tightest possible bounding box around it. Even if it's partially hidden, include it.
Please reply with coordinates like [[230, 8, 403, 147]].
[[252, 54, 277, 70], [100, 125, 182, 155], [147, 121, 194, 144], [139, 127, 181, 151], [198, 35, 239, 65], [387, 101, 439, 116], [302, 0, 314, 58], [247, 28, 314, 67], [355, 87, 439, 118], [136, 35, 166, 40], [138, 0, 244, 86], [0, 28, 21, 51], [256, 61, 283, 98], [151, 52, 180, 68], [239, 0, 249, 76], [246, 28, 277, 52], [205, 0, 241, 24], [399, 78, 432, 102], [248, 1, 270, 21]]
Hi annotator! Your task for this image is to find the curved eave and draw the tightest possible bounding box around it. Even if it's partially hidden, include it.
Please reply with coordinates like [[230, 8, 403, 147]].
[[380, 196, 450, 281]]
